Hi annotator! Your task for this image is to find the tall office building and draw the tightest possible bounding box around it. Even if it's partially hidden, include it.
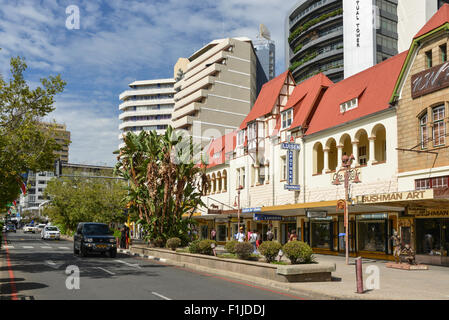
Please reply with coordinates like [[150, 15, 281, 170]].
[[118, 78, 176, 149], [398, 0, 449, 52], [171, 37, 258, 147], [253, 24, 276, 95], [285, 0, 399, 83]]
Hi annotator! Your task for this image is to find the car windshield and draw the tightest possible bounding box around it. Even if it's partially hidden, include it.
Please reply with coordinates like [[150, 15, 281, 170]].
[[83, 224, 109, 235], [46, 227, 58, 231]]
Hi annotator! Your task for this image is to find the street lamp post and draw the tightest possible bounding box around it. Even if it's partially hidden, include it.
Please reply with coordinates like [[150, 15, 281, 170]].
[[233, 185, 243, 234], [333, 154, 361, 265]]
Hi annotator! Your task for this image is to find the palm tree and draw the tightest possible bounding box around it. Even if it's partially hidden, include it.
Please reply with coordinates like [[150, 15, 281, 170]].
[[114, 127, 208, 246]]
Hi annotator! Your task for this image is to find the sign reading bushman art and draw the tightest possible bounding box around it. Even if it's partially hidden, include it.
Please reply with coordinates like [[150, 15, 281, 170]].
[[411, 61, 449, 99], [409, 208, 449, 218], [356, 189, 434, 204]]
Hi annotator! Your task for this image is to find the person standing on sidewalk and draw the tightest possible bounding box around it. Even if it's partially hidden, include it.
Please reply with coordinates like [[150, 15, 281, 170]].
[[249, 230, 258, 253], [236, 227, 246, 243]]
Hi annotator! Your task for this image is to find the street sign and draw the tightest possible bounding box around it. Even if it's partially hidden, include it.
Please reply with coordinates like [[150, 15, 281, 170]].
[[307, 211, 327, 218], [281, 143, 301, 151], [253, 214, 282, 221], [288, 150, 294, 184]]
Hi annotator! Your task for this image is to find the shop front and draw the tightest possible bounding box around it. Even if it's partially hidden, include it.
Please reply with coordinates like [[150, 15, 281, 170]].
[[253, 214, 282, 241], [409, 209, 449, 266]]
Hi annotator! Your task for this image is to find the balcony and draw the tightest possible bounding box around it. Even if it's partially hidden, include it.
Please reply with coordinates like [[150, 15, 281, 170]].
[[119, 87, 175, 101], [172, 102, 201, 121], [119, 108, 173, 120], [175, 63, 224, 92], [172, 116, 195, 129], [174, 76, 215, 102], [183, 51, 227, 83], [174, 89, 208, 110], [119, 98, 174, 111], [187, 39, 232, 72], [119, 119, 172, 131]]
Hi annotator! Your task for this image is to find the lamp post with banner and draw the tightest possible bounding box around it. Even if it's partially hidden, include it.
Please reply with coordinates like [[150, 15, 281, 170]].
[[333, 154, 361, 265], [233, 185, 244, 234]]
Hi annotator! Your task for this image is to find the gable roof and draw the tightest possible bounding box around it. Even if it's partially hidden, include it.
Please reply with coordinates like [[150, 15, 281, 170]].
[[414, 3, 449, 40], [239, 70, 291, 130], [305, 51, 408, 136], [205, 131, 236, 169], [284, 73, 333, 130]]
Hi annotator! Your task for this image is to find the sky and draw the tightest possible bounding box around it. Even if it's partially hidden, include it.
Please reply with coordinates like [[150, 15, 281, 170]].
[[0, 0, 297, 167]]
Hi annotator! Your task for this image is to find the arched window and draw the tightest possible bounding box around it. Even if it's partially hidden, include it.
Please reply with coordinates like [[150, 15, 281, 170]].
[[419, 112, 428, 149], [222, 170, 227, 192], [355, 129, 369, 166], [217, 172, 222, 192], [313, 142, 324, 174], [211, 173, 216, 193], [372, 124, 387, 162], [326, 139, 338, 171], [433, 105, 446, 147]]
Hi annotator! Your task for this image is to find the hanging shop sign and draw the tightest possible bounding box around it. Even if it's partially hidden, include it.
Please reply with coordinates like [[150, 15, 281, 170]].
[[355, 189, 434, 204], [359, 213, 388, 220], [242, 207, 262, 214], [331, 168, 361, 184], [282, 217, 297, 222], [306, 211, 328, 218], [411, 61, 449, 99], [253, 214, 282, 221], [284, 184, 301, 191], [281, 143, 301, 151]]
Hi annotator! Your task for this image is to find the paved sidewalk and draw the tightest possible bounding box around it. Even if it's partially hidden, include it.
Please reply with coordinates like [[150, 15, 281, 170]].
[[286, 254, 449, 300]]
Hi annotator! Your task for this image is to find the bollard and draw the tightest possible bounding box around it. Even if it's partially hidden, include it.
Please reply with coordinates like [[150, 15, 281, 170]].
[[355, 257, 364, 294]]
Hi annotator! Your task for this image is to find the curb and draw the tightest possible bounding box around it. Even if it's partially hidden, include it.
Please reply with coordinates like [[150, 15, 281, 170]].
[[117, 247, 358, 300]]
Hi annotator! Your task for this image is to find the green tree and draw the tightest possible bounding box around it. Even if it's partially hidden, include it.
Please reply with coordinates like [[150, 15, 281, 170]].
[[0, 54, 66, 210], [43, 175, 128, 234], [114, 127, 208, 246]]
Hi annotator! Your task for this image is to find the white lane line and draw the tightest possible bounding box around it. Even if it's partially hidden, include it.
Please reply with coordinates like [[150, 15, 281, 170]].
[[152, 292, 171, 300], [3, 246, 14, 249], [95, 267, 116, 275], [58, 247, 70, 250], [41, 246, 52, 249], [22, 246, 34, 249], [115, 259, 141, 269]]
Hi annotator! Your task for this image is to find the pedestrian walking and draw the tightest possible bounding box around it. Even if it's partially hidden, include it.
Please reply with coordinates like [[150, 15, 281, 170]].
[[249, 230, 258, 253], [120, 226, 127, 249], [211, 228, 216, 241], [256, 231, 262, 249], [289, 229, 298, 242], [266, 229, 274, 241], [236, 227, 246, 242]]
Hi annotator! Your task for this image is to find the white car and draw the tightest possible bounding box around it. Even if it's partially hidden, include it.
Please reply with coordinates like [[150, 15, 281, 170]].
[[23, 225, 34, 233], [35, 224, 47, 234], [41, 226, 60, 240]]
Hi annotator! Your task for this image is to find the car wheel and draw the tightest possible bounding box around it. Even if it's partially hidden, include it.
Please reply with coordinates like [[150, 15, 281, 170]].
[[109, 249, 117, 258]]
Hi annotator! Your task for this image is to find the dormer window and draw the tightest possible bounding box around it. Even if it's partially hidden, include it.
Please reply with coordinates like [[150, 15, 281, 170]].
[[237, 130, 246, 146], [340, 98, 358, 113], [281, 109, 293, 129]]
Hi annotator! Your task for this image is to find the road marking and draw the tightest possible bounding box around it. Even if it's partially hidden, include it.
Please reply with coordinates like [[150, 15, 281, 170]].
[[95, 267, 115, 275], [41, 246, 52, 249], [22, 246, 33, 249], [115, 259, 141, 269], [3, 246, 14, 249], [58, 247, 70, 250], [152, 292, 171, 300]]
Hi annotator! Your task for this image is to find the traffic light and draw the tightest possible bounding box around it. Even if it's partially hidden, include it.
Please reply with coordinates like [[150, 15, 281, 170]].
[[54, 159, 62, 177]]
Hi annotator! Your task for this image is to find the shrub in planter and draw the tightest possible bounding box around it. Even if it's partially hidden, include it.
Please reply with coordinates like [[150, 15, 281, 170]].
[[258, 241, 282, 263], [188, 240, 201, 254], [166, 237, 181, 251], [224, 240, 238, 254], [198, 239, 217, 255], [234, 242, 254, 260], [282, 241, 315, 265]]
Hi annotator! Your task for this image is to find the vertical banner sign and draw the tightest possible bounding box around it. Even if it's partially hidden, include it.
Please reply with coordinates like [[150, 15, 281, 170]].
[[343, 0, 375, 78], [288, 150, 294, 184]]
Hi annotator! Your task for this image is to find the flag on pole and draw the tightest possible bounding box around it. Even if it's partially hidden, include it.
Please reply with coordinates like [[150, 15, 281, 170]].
[[19, 172, 28, 195]]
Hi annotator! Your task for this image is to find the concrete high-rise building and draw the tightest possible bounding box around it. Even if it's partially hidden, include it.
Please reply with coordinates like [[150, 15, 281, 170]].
[[118, 78, 176, 149], [285, 0, 399, 83], [398, 0, 449, 52], [171, 37, 258, 147]]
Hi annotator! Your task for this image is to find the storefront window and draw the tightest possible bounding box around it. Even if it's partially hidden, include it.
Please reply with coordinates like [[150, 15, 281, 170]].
[[217, 224, 227, 242], [416, 219, 449, 256], [357, 220, 387, 252], [201, 225, 208, 240], [311, 222, 331, 249]]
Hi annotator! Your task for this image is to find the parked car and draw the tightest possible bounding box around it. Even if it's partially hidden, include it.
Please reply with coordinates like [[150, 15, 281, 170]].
[[23, 225, 34, 233], [5, 224, 16, 233], [73, 222, 117, 258], [41, 226, 61, 240]]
